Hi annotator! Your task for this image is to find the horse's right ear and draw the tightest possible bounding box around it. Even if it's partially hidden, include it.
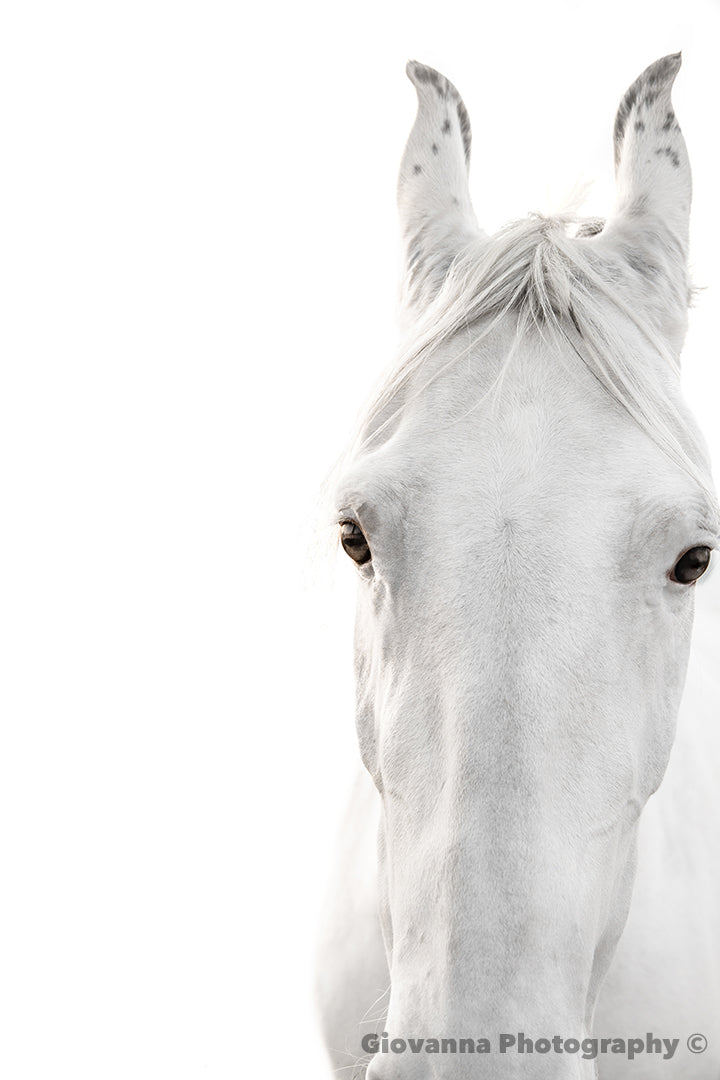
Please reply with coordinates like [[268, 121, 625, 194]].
[[397, 63, 481, 317]]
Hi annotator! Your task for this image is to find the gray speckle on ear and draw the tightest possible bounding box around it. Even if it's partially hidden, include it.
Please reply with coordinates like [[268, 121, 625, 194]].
[[655, 146, 681, 168], [410, 63, 442, 93], [456, 101, 471, 161], [634, 119, 645, 132], [614, 83, 640, 162], [406, 60, 471, 162], [613, 52, 682, 168], [431, 142, 439, 154], [413, 164, 423, 174]]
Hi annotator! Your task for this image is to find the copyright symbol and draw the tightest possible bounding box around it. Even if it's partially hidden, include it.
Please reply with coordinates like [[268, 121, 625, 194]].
[[688, 1033, 707, 1054]]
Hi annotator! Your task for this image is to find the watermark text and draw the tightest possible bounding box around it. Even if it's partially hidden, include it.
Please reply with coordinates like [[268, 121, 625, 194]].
[[361, 1031, 706, 1062]]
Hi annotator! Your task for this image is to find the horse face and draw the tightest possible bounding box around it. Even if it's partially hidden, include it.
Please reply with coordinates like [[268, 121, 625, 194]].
[[333, 57, 718, 1077], [337, 328, 713, 1063]]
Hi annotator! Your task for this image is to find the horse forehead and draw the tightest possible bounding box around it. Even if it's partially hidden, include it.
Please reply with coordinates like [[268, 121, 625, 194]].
[[347, 324, 706, 536], [389, 349, 632, 506]]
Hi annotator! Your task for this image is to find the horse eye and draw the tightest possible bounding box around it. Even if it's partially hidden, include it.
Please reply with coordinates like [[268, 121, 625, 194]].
[[340, 521, 371, 565], [670, 546, 711, 584]]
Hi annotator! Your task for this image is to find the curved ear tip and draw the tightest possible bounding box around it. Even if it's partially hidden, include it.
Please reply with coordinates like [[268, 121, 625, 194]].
[[616, 53, 684, 150], [647, 51, 683, 83], [406, 59, 436, 85], [405, 60, 459, 97]]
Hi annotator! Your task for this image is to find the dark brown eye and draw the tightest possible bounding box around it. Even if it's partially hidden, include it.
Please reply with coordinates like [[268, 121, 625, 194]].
[[670, 546, 711, 584], [340, 521, 371, 565]]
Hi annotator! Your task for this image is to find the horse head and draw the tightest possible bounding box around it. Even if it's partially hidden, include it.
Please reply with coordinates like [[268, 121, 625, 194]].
[[331, 56, 718, 1079]]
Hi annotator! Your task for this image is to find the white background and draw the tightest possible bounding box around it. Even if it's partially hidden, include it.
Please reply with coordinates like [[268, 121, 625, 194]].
[[2, 1, 719, 1077]]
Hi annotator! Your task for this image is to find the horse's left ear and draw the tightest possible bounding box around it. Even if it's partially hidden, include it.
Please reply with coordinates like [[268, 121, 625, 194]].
[[600, 54, 692, 348], [397, 63, 481, 317]]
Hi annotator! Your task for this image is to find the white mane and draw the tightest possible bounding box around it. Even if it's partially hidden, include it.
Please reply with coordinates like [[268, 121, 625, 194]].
[[355, 212, 716, 509]]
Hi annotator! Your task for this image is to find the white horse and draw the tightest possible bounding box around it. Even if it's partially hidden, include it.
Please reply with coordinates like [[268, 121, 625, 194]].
[[316, 56, 720, 1080]]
